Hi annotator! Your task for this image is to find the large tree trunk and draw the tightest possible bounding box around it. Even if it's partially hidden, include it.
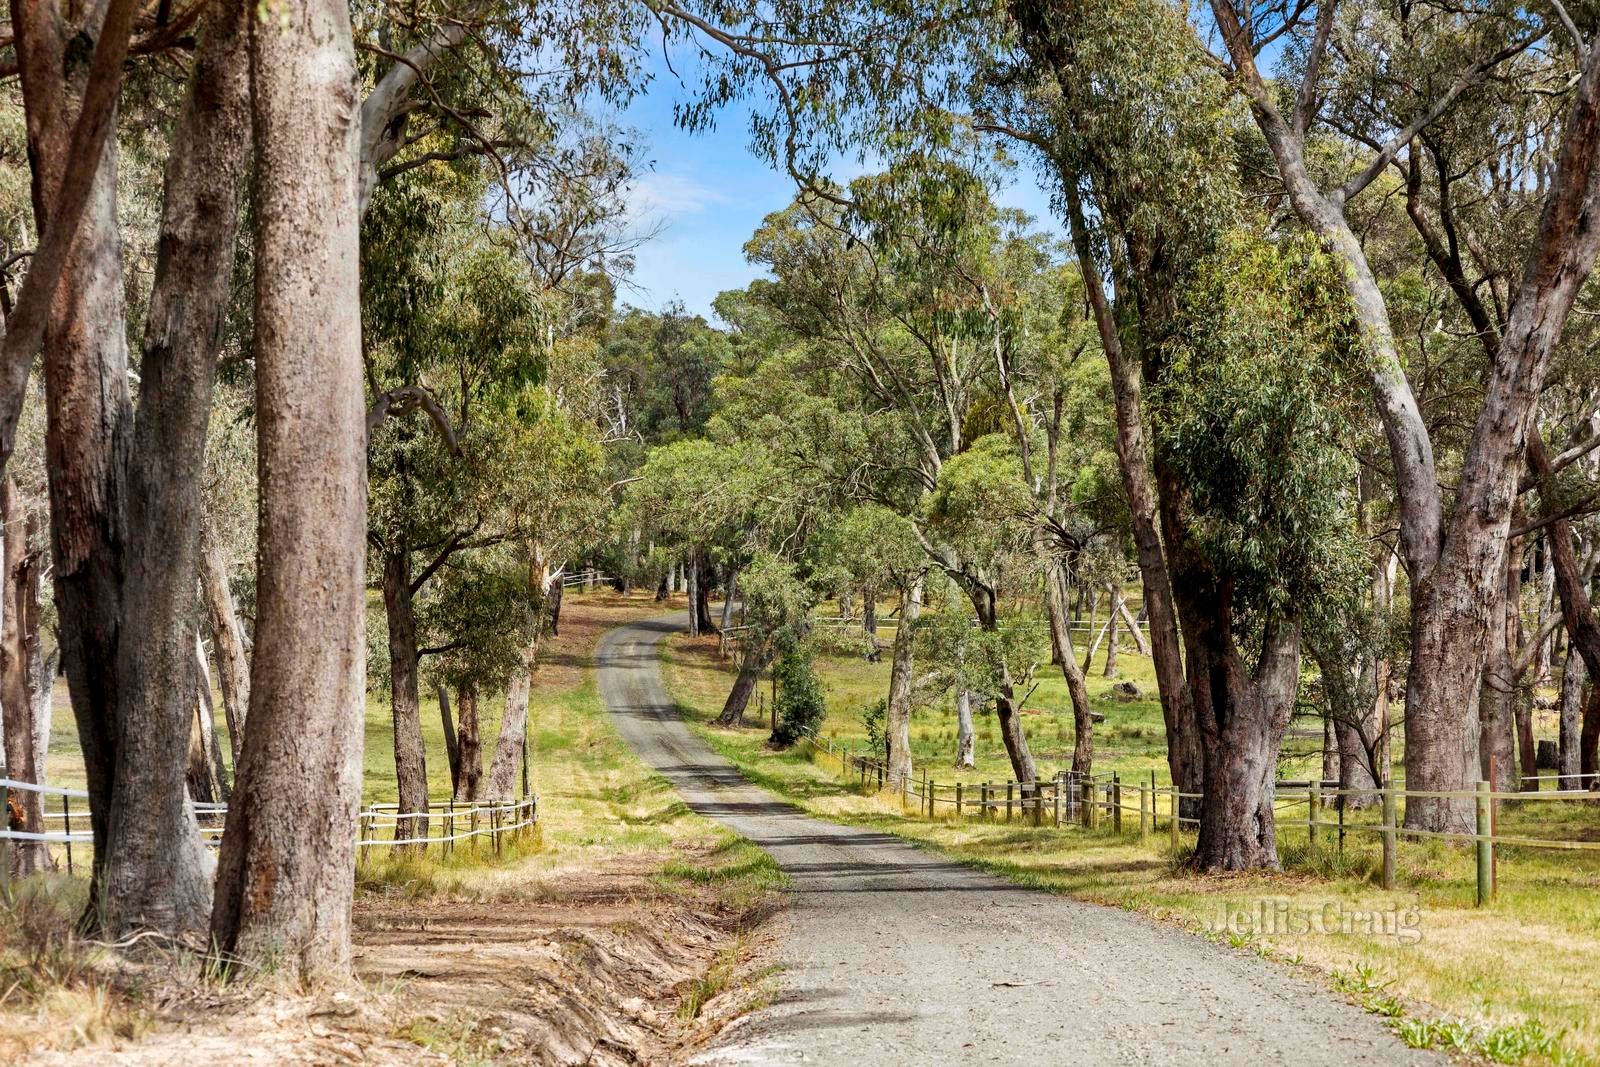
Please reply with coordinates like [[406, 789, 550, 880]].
[[382, 543, 429, 845], [718, 660, 763, 726], [486, 652, 533, 799], [105, 0, 251, 937], [210, 0, 367, 979], [1583, 687, 1600, 785], [1531, 433, 1600, 781], [200, 514, 250, 762], [685, 550, 701, 638], [954, 688, 976, 768], [1558, 649, 1587, 789], [1478, 551, 1520, 791], [1061, 185, 1199, 812], [694, 551, 716, 635], [451, 682, 481, 802], [993, 680, 1039, 787], [884, 578, 922, 787], [1043, 563, 1094, 775], [1191, 614, 1301, 871], [17, 0, 138, 927], [13, 0, 248, 933], [0, 479, 53, 875]]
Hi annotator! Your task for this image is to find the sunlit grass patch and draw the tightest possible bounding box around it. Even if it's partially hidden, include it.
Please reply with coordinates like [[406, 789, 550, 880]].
[[662, 621, 1600, 1066]]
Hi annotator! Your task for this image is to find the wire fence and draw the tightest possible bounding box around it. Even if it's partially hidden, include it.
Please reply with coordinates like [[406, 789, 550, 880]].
[[0, 777, 538, 877], [797, 734, 1600, 906]]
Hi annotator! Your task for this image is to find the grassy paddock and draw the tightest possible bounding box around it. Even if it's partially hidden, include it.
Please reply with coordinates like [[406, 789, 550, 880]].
[[663, 628, 1600, 1066]]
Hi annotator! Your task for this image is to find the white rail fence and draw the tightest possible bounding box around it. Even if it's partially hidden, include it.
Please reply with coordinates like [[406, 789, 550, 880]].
[[0, 777, 537, 876]]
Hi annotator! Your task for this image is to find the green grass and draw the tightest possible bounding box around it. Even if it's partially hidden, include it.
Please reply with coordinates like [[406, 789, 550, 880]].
[[663, 625, 1600, 1066]]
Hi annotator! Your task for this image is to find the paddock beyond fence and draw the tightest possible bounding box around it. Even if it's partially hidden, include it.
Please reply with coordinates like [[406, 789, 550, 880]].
[[0, 777, 537, 880], [798, 732, 1600, 907]]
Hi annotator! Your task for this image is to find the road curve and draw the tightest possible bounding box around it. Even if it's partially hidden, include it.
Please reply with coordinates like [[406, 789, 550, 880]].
[[598, 612, 1439, 1066]]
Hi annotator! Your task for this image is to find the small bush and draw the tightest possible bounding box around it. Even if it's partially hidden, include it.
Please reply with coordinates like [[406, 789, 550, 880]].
[[771, 645, 825, 747], [859, 698, 887, 761]]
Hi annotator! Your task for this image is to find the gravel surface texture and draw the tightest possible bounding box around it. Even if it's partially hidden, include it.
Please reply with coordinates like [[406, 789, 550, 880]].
[[598, 612, 1441, 1066]]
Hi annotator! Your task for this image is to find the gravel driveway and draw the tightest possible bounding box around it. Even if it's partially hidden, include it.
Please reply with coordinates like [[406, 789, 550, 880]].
[[598, 612, 1441, 1066]]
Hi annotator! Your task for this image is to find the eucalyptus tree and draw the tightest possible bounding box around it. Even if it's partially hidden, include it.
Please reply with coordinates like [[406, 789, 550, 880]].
[[210, 0, 367, 976], [362, 160, 550, 843], [1202, 0, 1600, 829], [809, 505, 927, 778]]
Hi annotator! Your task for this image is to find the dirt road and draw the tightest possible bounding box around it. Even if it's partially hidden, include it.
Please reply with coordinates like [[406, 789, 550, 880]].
[[598, 613, 1440, 1066]]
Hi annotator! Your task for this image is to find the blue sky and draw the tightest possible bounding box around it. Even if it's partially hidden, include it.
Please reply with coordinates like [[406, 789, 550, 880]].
[[611, 53, 1063, 324]]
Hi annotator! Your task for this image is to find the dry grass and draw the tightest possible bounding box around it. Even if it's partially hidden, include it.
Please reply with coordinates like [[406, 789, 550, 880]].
[[4, 592, 784, 1064]]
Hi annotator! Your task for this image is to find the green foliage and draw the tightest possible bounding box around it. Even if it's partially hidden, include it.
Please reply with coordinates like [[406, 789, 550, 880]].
[[1153, 231, 1368, 622], [772, 643, 827, 747], [926, 435, 1037, 563], [859, 698, 888, 761], [740, 552, 820, 656]]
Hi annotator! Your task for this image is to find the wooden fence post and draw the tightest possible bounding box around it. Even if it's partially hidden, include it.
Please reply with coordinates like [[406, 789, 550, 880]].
[[1030, 782, 1042, 827], [1005, 781, 1014, 822], [1112, 773, 1122, 834], [1308, 781, 1321, 858], [1139, 783, 1150, 843], [63, 794, 74, 876], [1054, 780, 1063, 827], [956, 781, 964, 817], [1476, 780, 1494, 906], [1380, 786, 1397, 891], [901, 772, 910, 811], [1081, 779, 1093, 828], [1169, 787, 1179, 848]]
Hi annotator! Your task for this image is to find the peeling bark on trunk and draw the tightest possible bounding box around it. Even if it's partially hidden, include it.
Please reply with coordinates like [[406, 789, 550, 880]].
[[382, 542, 428, 845], [200, 515, 250, 762], [884, 578, 921, 787], [452, 682, 481, 802], [211, 0, 366, 978], [16, 0, 246, 935]]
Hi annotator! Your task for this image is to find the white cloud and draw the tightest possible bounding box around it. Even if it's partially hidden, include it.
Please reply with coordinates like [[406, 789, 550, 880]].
[[623, 172, 734, 221]]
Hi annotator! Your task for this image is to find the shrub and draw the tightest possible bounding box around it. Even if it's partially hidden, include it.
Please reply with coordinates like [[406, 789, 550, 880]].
[[771, 644, 826, 746]]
